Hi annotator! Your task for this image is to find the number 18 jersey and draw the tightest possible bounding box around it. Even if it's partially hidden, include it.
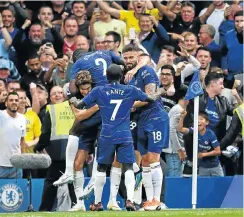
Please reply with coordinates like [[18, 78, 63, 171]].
[[82, 83, 148, 144]]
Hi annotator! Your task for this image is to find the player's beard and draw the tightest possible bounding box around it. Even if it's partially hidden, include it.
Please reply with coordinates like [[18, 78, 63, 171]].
[[125, 62, 137, 72]]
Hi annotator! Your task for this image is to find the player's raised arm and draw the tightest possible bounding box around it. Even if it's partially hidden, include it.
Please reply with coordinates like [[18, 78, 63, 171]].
[[109, 51, 125, 66], [96, 0, 120, 19]]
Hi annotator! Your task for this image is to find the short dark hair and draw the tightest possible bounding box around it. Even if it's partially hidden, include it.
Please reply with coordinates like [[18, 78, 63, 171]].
[[2, 8, 15, 17], [28, 52, 40, 61], [139, 53, 151, 60], [63, 16, 78, 26], [204, 72, 224, 87], [196, 46, 211, 56], [199, 111, 209, 122], [122, 44, 140, 54], [181, 2, 195, 11], [105, 31, 121, 45], [72, 1, 86, 8], [106, 64, 123, 82], [161, 64, 176, 76], [30, 22, 42, 29], [139, 13, 151, 20], [6, 91, 19, 102], [38, 6, 53, 15], [234, 10, 243, 19], [177, 87, 188, 101], [162, 45, 175, 54], [72, 48, 87, 63]]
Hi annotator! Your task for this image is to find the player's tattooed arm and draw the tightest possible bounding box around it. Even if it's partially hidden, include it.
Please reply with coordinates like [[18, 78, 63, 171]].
[[146, 88, 166, 102], [145, 83, 156, 95], [133, 83, 162, 108]]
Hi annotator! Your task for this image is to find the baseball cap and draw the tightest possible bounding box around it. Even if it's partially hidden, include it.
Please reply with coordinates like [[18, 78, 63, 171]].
[[0, 58, 11, 70], [36, 83, 48, 93]]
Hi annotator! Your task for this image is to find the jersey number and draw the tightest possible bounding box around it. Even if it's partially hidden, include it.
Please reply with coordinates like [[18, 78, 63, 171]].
[[95, 58, 108, 76], [153, 131, 162, 143], [110, 99, 123, 121]]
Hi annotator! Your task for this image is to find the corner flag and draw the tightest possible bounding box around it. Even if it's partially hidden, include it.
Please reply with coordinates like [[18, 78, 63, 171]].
[[184, 70, 203, 100]]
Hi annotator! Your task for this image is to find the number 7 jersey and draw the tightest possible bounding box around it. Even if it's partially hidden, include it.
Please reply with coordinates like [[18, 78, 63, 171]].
[[82, 83, 148, 144], [71, 51, 122, 87]]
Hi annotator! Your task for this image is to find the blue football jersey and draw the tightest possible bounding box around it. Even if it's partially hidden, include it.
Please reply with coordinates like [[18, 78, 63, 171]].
[[71, 51, 121, 87], [130, 65, 165, 118], [189, 127, 220, 168], [82, 83, 148, 144]]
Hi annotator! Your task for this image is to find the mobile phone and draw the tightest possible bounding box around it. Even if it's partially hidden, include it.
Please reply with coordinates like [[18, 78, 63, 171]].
[[129, 28, 136, 40], [94, 7, 100, 15], [45, 42, 53, 48]]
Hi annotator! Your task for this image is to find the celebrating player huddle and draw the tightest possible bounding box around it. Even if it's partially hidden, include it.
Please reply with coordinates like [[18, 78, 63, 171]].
[[54, 46, 169, 211]]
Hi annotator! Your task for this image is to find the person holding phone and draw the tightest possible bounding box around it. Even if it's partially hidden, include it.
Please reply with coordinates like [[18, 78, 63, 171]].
[[90, 2, 126, 52], [96, 0, 162, 33]]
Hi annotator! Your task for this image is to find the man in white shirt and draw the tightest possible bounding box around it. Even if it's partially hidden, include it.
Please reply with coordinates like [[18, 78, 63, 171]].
[[0, 92, 26, 178]]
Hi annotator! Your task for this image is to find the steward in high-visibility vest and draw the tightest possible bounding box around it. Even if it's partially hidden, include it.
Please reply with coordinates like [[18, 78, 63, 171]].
[[35, 100, 75, 161], [234, 103, 244, 136], [46, 100, 75, 160], [34, 99, 76, 211]]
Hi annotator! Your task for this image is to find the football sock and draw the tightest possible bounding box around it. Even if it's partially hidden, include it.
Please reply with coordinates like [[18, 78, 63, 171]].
[[94, 171, 106, 204], [124, 169, 135, 202], [109, 167, 122, 203], [142, 167, 153, 202], [150, 162, 163, 201], [74, 170, 84, 200], [65, 135, 79, 175]]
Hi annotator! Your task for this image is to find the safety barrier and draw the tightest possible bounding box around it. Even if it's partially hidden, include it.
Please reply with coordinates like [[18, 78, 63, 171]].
[[0, 176, 242, 212]]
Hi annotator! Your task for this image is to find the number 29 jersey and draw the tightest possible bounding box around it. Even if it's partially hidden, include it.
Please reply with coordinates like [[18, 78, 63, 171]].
[[82, 83, 148, 144], [71, 51, 121, 87]]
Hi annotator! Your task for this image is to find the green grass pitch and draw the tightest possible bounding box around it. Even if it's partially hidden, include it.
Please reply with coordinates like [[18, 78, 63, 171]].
[[0, 209, 242, 217]]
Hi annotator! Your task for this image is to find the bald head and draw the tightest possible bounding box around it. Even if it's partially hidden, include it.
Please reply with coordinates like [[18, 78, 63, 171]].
[[75, 35, 89, 52]]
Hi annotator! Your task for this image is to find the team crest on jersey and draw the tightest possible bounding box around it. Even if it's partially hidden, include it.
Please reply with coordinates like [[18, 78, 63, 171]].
[[0, 184, 23, 211]]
